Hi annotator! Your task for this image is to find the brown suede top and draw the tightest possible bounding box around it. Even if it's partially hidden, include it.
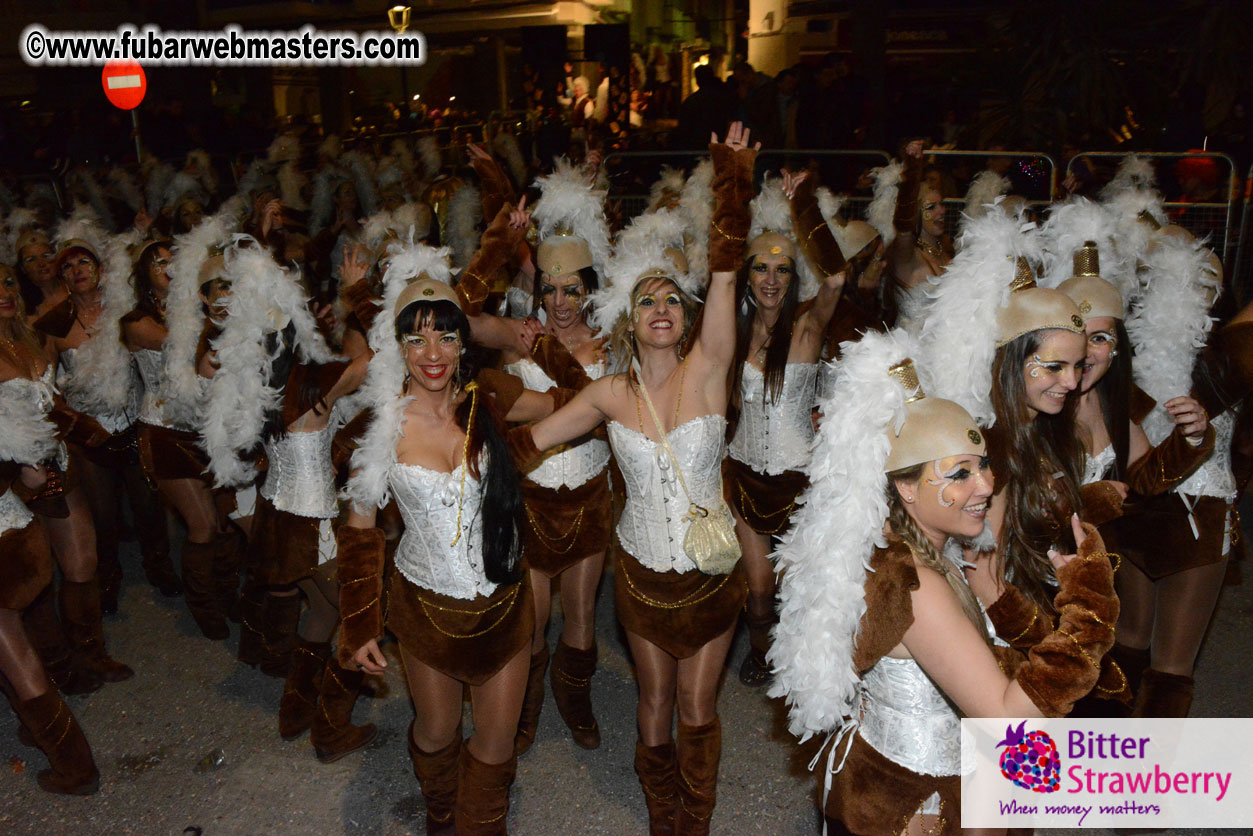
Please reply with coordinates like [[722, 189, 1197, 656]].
[[852, 538, 921, 673], [34, 298, 75, 339]]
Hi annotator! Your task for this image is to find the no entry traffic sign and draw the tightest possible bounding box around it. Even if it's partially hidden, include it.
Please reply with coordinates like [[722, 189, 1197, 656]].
[[102, 60, 146, 110]]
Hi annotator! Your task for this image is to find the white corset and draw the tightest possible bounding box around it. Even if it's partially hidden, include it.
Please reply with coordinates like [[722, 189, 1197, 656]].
[[0, 489, 34, 538], [389, 460, 495, 600], [134, 348, 173, 428], [608, 415, 728, 574], [896, 284, 930, 335], [729, 363, 817, 474], [1177, 410, 1237, 502], [1083, 445, 1115, 486], [816, 359, 838, 410], [504, 358, 609, 489], [261, 422, 339, 519], [58, 347, 140, 434], [858, 656, 962, 778]]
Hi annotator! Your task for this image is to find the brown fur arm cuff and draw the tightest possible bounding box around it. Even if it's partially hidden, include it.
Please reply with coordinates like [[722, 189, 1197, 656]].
[[1015, 525, 1117, 716], [456, 203, 521, 316], [1126, 425, 1215, 497], [49, 402, 109, 448], [530, 335, 593, 391], [986, 583, 1053, 650], [506, 424, 544, 474], [1080, 480, 1126, 527], [790, 177, 846, 278], [341, 281, 381, 334], [709, 143, 756, 272], [471, 154, 517, 221], [475, 368, 526, 418], [893, 152, 923, 235], [336, 525, 386, 667]]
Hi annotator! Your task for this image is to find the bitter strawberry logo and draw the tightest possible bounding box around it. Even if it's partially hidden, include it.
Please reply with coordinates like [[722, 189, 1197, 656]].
[[997, 721, 1061, 793]]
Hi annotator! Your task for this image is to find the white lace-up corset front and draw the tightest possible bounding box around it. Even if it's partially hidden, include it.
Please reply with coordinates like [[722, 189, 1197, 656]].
[[0, 489, 34, 537], [608, 414, 728, 574], [134, 348, 203, 430], [58, 347, 140, 434], [1178, 409, 1237, 502], [858, 656, 962, 777], [1083, 445, 1115, 486], [261, 421, 339, 518], [389, 459, 494, 601], [729, 363, 817, 474], [504, 357, 609, 489]]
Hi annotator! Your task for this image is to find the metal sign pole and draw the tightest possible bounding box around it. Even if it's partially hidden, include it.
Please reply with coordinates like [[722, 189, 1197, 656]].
[[131, 110, 142, 163]]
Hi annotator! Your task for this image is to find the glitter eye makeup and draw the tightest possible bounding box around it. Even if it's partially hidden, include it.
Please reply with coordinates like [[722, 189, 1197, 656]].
[[1025, 355, 1064, 378]]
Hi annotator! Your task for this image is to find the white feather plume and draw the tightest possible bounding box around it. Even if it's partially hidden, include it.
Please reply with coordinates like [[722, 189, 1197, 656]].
[[961, 170, 1011, 227], [106, 167, 144, 214], [343, 234, 452, 510], [277, 161, 307, 211], [447, 185, 482, 270], [143, 159, 175, 215], [768, 327, 918, 739], [53, 204, 108, 256], [1099, 155, 1157, 202], [65, 168, 116, 233], [309, 166, 344, 237], [163, 210, 234, 428], [1126, 233, 1221, 445], [389, 138, 416, 175], [417, 136, 443, 180], [866, 160, 903, 246], [491, 133, 527, 191], [532, 158, 612, 280], [161, 171, 204, 215], [677, 159, 713, 285], [1037, 196, 1133, 302], [749, 175, 820, 300], [339, 150, 380, 218], [917, 203, 1039, 426], [185, 149, 217, 197], [0, 379, 60, 466], [2, 207, 40, 265], [647, 166, 687, 212], [590, 206, 694, 339]]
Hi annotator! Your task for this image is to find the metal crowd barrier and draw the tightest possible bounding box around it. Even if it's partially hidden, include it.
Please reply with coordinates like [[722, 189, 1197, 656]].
[[1066, 151, 1239, 265], [1233, 163, 1253, 305]]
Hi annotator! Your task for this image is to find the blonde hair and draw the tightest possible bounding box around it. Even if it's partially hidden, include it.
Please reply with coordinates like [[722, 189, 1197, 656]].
[[885, 471, 989, 641], [0, 265, 45, 358], [607, 275, 699, 372]]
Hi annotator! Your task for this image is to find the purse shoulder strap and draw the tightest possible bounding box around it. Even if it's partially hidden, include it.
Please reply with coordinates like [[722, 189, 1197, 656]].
[[631, 359, 703, 513]]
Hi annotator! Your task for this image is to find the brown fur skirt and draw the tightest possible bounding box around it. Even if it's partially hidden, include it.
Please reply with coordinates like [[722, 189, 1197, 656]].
[[249, 494, 333, 587], [1102, 493, 1230, 579], [0, 518, 53, 611], [725, 458, 808, 536], [137, 422, 210, 482], [386, 569, 533, 686], [824, 732, 960, 836], [520, 472, 612, 577], [613, 549, 748, 659], [71, 426, 137, 471], [24, 461, 76, 519]]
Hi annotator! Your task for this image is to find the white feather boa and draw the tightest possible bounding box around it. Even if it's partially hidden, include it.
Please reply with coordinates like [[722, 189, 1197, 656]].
[[917, 204, 1040, 426], [59, 228, 140, 418], [201, 236, 339, 487], [0, 380, 60, 466], [342, 235, 453, 510], [678, 159, 713, 285], [163, 211, 234, 428], [768, 328, 917, 739], [749, 175, 820, 300], [866, 160, 904, 246], [1126, 234, 1221, 445], [532, 157, 612, 279], [590, 206, 694, 339]]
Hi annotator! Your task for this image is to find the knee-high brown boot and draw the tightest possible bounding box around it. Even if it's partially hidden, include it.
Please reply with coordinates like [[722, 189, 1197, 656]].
[[259, 591, 303, 678], [635, 739, 677, 836], [737, 606, 776, 687], [59, 578, 133, 683], [409, 722, 460, 834], [1133, 669, 1195, 718], [674, 719, 721, 836], [96, 537, 123, 615], [310, 658, 378, 762], [278, 638, 329, 739], [181, 539, 228, 639], [213, 526, 244, 623], [514, 645, 549, 756], [14, 690, 100, 795], [22, 583, 101, 695], [138, 503, 179, 597], [455, 747, 516, 836], [550, 641, 599, 749], [236, 584, 267, 666]]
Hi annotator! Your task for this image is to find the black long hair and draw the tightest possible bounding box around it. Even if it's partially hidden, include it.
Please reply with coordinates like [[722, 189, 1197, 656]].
[[1091, 318, 1134, 480], [733, 253, 801, 404], [989, 330, 1085, 611], [131, 241, 173, 324], [396, 298, 524, 585]]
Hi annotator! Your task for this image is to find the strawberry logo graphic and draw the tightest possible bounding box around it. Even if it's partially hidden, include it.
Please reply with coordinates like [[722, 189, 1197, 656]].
[[996, 721, 1060, 793]]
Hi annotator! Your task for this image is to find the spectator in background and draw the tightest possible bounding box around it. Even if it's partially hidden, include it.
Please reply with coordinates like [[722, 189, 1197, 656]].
[[732, 62, 782, 150], [673, 65, 735, 150], [776, 68, 800, 150]]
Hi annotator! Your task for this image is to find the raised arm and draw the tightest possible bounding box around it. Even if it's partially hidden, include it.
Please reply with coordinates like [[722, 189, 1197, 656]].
[[886, 140, 925, 278], [696, 122, 757, 371]]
